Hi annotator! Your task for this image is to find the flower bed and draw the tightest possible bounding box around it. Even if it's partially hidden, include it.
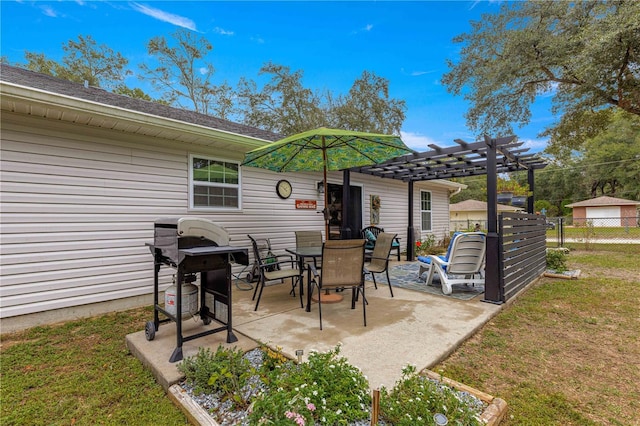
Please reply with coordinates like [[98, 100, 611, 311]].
[[167, 345, 507, 425]]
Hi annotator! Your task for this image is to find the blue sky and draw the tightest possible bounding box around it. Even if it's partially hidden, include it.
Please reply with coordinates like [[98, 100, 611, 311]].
[[1, 1, 553, 153]]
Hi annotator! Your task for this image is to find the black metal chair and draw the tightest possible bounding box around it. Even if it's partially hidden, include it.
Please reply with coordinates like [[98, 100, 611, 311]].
[[361, 226, 401, 261], [248, 235, 303, 311]]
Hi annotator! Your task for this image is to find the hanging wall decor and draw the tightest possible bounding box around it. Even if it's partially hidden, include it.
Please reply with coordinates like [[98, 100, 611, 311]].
[[371, 195, 381, 225]]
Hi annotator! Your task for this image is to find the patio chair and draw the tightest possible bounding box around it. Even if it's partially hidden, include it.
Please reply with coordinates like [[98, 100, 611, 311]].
[[308, 239, 366, 330], [361, 226, 401, 261], [248, 235, 303, 311], [417, 232, 486, 295], [295, 230, 323, 269], [365, 232, 397, 297]]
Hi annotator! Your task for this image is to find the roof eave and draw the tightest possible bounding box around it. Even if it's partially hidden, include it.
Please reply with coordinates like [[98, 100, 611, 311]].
[[0, 81, 269, 150]]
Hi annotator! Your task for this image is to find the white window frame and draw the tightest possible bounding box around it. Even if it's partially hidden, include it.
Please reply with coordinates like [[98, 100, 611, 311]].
[[420, 190, 432, 232], [189, 154, 242, 211]]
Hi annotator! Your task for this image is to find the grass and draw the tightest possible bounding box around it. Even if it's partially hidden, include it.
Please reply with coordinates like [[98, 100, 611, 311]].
[[547, 225, 640, 240], [435, 244, 640, 425], [2, 244, 639, 425], [0, 307, 187, 425]]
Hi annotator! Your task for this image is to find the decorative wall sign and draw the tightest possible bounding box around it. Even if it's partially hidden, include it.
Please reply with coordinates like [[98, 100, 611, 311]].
[[371, 195, 381, 225], [295, 199, 317, 209]]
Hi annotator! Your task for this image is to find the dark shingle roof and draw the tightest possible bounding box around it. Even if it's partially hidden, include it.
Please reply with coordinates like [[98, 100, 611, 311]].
[[0, 64, 281, 142]]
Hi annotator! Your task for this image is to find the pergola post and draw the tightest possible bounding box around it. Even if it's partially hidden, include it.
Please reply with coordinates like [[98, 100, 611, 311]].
[[484, 136, 502, 303], [527, 168, 535, 214], [407, 180, 415, 261]]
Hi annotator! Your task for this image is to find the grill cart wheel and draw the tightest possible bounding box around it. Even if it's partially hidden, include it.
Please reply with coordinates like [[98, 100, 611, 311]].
[[145, 321, 156, 341], [202, 316, 211, 325]]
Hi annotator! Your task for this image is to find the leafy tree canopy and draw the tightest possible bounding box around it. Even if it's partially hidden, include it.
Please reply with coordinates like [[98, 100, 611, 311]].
[[20, 35, 130, 89], [443, 0, 640, 155], [139, 28, 236, 118], [237, 64, 406, 136], [582, 111, 640, 199]]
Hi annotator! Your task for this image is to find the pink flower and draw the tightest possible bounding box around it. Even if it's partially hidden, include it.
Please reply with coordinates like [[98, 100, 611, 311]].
[[307, 403, 316, 411]]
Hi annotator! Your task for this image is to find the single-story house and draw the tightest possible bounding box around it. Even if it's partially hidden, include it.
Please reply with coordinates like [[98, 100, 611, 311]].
[[565, 195, 640, 227], [449, 199, 522, 231], [0, 64, 463, 332]]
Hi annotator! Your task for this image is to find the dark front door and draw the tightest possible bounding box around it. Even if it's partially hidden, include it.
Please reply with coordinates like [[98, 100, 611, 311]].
[[327, 183, 362, 239]]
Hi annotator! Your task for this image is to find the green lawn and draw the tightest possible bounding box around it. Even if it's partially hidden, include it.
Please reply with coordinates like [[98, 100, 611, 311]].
[[0, 307, 187, 425], [436, 244, 640, 425], [2, 244, 639, 425]]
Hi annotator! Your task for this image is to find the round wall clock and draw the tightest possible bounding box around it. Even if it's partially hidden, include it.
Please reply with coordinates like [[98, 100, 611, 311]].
[[276, 179, 292, 199]]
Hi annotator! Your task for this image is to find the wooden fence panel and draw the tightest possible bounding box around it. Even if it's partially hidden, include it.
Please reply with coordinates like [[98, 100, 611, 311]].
[[499, 212, 547, 302]]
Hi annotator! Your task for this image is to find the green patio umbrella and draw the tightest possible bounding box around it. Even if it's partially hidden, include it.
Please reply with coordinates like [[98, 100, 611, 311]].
[[241, 127, 414, 237]]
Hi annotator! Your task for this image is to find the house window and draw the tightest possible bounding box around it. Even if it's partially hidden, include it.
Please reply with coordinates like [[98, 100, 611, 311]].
[[190, 155, 240, 209], [420, 190, 432, 231]]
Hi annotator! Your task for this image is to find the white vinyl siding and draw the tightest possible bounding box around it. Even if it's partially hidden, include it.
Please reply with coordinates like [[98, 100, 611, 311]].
[[0, 112, 456, 326]]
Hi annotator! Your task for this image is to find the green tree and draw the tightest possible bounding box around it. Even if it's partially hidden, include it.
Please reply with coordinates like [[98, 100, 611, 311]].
[[237, 62, 327, 135], [443, 1, 640, 155], [112, 84, 167, 104], [329, 70, 406, 135], [534, 159, 590, 216], [450, 177, 487, 203], [140, 29, 234, 118], [21, 35, 130, 89], [238, 64, 406, 136], [582, 112, 640, 199]]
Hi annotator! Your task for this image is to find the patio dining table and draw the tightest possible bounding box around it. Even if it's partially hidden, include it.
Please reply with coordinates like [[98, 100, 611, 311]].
[[285, 246, 344, 310]]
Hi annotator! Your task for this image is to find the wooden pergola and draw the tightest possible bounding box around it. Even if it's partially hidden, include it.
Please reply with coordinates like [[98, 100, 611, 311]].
[[345, 135, 548, 303]]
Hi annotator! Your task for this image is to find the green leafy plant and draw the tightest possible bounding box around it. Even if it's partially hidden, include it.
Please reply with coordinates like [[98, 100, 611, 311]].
[[415, 234, 438, 256], [379, 365, 484, 425], [546, 248, 569, 272], [178, 345, 254, 408], [249, 345, 371, 425]]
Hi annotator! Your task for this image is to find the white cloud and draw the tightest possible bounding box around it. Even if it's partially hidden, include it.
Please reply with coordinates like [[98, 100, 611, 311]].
[[520, 137, 549, 153], [214, 27, 234, 36], [400, 131, 441, 152], [251, 35, 265, 44], [40, 5, 58, 17], [365, 24, 373, 31], [130, 3, 196, 31], [199, 67, 210, 75]]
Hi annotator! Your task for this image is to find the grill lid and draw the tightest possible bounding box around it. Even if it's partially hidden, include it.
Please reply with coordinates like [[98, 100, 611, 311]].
[[154, 217, 230, 246]]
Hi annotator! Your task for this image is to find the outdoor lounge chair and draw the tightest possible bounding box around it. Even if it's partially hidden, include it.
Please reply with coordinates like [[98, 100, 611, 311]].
[[361, 226, 401, 261], [417, 232, 486, 295], [248, 235, 303, 311], [365, 232, 397, 297], [309, 239, 366, 330]]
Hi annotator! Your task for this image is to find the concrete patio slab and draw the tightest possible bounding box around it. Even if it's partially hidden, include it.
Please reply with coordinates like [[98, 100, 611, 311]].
[[127, 267, 502, 392]]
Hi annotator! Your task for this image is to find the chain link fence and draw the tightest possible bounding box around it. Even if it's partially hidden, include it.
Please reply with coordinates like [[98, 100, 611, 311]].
[[452, 216, 640, 246], [547, 216, 640, 246]]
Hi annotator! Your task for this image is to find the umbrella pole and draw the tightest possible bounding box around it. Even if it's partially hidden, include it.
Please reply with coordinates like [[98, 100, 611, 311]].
[[323, 157, 329, 240]]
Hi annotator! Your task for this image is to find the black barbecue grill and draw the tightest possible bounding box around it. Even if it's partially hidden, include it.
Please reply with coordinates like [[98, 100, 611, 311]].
[[145, 217, 248, 362]]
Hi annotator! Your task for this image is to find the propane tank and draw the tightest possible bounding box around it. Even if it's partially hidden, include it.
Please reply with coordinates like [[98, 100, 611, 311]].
[[165, 283, 198, 319]]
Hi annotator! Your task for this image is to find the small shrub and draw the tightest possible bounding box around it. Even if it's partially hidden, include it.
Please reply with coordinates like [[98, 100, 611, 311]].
[[178, 345, 254, 407], [546, 248, 569, 272], [379, 365, 484, 425], [416, 234, 439, 256], [249, 345, 371, 425]]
